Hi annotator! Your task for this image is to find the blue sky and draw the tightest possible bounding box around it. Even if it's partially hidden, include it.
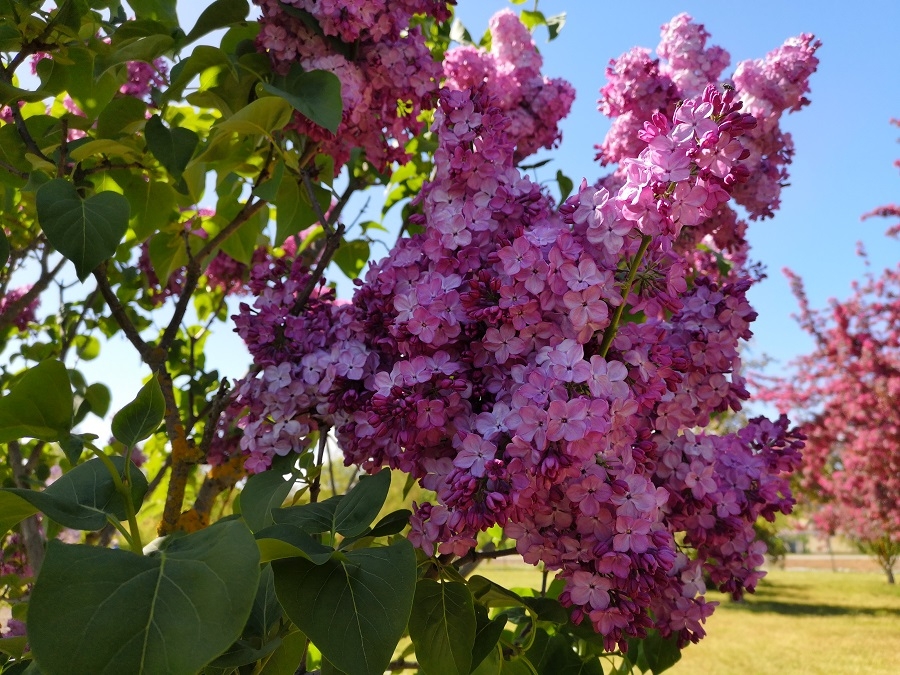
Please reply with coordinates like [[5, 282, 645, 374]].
[[72, 1, 900, 429]]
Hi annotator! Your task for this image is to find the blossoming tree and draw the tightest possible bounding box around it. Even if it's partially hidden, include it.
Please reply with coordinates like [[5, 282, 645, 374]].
[[0, 1, 817, 673], [761, 120, 900, 583]]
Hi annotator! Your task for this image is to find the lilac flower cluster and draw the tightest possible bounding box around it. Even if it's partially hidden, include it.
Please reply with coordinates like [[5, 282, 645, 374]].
[[597, 14, 819, 278], [255, 0, 452, 171], [220, 255, 371, 472], [443, 9, 575, 161], [0, 286, 39, 330], [222, 77, 802, 649]]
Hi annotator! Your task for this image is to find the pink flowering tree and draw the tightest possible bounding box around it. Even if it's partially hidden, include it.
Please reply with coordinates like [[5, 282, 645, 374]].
[[0, 3, 817, 674], [760, 120, 900, 583]]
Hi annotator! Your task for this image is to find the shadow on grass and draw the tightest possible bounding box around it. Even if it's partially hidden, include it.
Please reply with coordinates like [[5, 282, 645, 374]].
[[723, 599, 900, 618]]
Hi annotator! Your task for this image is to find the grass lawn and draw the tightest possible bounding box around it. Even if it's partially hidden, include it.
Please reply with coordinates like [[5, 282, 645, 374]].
[[477, 563, 900, 674]]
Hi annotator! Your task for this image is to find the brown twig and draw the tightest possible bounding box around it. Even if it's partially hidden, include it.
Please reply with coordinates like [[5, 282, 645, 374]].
[[291, 222, 345, 313], [92, 264, 154, 360], [156, 367, 204, 536], [157, 198, 266, 353], [145, 455, 172, 497]]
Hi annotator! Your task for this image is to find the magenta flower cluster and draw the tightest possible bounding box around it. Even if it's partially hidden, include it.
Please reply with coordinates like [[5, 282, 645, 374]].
[[597, 14, 820, 279], [255, 0, 453, 171], [443, 9, 575, 162], [223, 75, 804, 649], [0, 285, 39, 330]]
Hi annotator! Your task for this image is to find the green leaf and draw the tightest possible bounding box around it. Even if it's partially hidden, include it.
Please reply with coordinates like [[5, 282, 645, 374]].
[[556, 170, 574, 203], [468, 575, 528, 608], [29, 520, 260, 675], [258, 630, 308, 675], [126, 0, 179, 27], [214, 96, 293, 137], [410, 580, 476, 675], [0, 228, 8, 268], [74, 334, 100, 360], [209, 638, 281, 668], [471, 609, 507, 672], [527, 630, 603, 675], [64, 47, 124, 121], [627, 629, 681, 674], [520, 10, 546, 32], [271, 473, 390, 546], [272, 497, 340, 535], [99, 34, 174, 72], [97, 95, 153, 138], [255, 523, 334, 564], [259, 66, 342, 134], [36, 179, 130, 281], [449, 18, 473, 45], [367, 508, 411, 538], [111, 377, 165, 447], [184, 0, 250, 44], [240, 455, 296, 532], [164, 46, 235, 103], [0, 636, 28, 660], [0, 79, 50, 105], [521, 597, 569, 624], [215, 206, 266, 265], [80, 381, 113, 421], [253, 159, 285, 201], [124, 179, 178, 241], [332, 470, 391, 538], [273, 175, 327, 246], [246, 563, 281, 640], [0, 456, 148, 537], [144, 114, 199, 180], [148, 229, 197, 286], [0, 359, 73, 443], [273, 540, 417, 675], [333, 239, 370, 280], [59, 432, 86, 464], [545, 13, 566, 41]]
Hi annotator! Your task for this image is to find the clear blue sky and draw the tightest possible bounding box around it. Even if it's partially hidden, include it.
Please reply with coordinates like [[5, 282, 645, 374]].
[[76, 1, 900, 430]]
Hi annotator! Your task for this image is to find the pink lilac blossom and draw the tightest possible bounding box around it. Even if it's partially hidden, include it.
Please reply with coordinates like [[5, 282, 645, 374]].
[[224, 82, 803, 651], [443, 9, 575, 162], [0, 286, 39, 330], [255, 0, 452, 171], [596, 13, 819, 280]]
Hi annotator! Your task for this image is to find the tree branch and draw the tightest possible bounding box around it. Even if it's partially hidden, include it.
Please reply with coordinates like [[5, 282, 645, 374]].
[[157, 198, 266, 353], [92, 264, 154, 361]]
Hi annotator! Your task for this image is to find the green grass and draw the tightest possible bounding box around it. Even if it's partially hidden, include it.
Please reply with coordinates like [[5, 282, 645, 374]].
[[476, 564, 900, 675]]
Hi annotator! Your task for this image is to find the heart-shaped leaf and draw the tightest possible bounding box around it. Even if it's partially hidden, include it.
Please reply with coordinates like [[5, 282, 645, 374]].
[[0, 456, 148, 537], [145, 114, 199, 179], [29, 519, 260, 675], [184, 0, 250, 44], [255, 523, 334, 564], [332, 470, 391, 538], [0, 359, 73, 443], [240, 454, 297, 532], [271, 470, 391, 539], [124, 178, 178, 241], [259, 66, 342, 134], [111, 377, 165, 447], [36, 179, 130, 281], [410, 580, 477, 675], [273, 540, 416, 675]]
